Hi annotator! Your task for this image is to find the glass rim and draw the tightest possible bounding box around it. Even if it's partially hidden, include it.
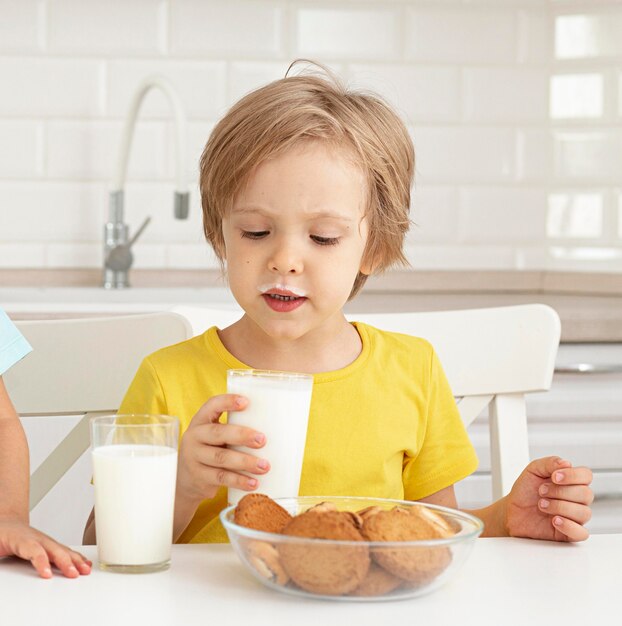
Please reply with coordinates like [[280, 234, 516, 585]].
[[227, 368, 313, 380], [90, 414, 179, 427]]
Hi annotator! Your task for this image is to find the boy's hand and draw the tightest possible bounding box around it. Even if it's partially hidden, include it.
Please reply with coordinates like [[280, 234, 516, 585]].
[[176, 394, 270, 508], [0, 519, 92, 578], [504, 456, 593, 542]]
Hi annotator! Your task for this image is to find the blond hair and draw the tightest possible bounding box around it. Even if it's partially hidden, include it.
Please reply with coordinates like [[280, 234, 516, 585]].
[[200, 62, 414, 298]]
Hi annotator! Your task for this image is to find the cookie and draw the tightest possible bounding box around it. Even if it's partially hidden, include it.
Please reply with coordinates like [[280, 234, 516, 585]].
[[349, 562, 403, 597], [245, 540, 289, 586], [278, 510, 370, 596], [233, 493, 293, 534], [362, 506, 453, 585]]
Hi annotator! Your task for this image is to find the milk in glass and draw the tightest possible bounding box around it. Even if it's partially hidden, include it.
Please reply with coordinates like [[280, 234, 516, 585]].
[[92, 444, 177, 567], [227, 370, 313, 505]]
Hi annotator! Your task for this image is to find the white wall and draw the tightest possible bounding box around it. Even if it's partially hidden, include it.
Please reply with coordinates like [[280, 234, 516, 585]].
[[0, 0, 621, 274]]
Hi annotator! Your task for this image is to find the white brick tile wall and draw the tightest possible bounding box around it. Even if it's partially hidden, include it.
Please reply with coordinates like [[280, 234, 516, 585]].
[[409, 186, 460, 243], [413, 127, 516, 184], [106, 60, 227, 119], [46, 121, 166, 181], [296, 6, 400, 60], [517, 10, 551, 65], [0, 1, 619, 274], [46, 242, 101, 268], [167, 243, 220, 269], [170, 0, 285, 57], [459, 187, 547, 243], [47, 0, 165, 56], [349, 64, 461, 123], [405, 7, 517, 64], [518, 129, 553, 182], [229, 61, 290, 103], [553, 131, 622, 183], [0, 0, 43, 53], [0, 58, 103, 117], [0, 182, 104, 241], [0, 121, 42, 177], [0, 243, 46, 267], [462, 68, 549, 122], [405, 244, 518, 270]]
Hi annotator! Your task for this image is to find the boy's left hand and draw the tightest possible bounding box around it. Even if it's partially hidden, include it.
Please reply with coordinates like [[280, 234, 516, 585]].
[[504, 456, 593, 542]]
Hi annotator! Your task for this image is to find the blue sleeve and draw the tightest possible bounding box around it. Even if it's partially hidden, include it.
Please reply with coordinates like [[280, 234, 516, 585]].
[[0, 309, 32, 375]]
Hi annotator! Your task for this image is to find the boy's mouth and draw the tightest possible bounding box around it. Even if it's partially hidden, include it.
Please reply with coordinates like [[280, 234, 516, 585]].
[[260, 287, 307, 312]]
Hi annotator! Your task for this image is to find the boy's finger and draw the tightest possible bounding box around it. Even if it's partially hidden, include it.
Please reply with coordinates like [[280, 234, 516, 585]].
[[45, 542, 80, 578], [538, 498, 592, 525], [199, 422, 265, 448], [204, 466, 259, 492], [70, 550, 92, 574], [192, 394, 248, 426], [552, 516, 590, 542], [527, 456, 571, 479], [20, 543, 53, 579], [538, 483, 594, 505], [551, 466, 593, 486], [200, 445, 270, 475]]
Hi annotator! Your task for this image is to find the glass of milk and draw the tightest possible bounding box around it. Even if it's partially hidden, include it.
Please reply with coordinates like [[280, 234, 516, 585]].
[[90, 414, 179, 573], [227, 369, 313, 506]]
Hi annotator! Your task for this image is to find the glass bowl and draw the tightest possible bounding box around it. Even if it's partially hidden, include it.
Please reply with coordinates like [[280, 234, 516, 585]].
[[220, 495, 483, 601]]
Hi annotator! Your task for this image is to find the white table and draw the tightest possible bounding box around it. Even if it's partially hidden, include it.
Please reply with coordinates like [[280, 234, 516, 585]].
[[2, 535, 619, 626]]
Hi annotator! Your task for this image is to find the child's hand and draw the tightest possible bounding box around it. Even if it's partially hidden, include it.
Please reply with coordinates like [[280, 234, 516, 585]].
[[176, 394, 270, 508], [0, 519, 92, 578], [504, 456, 593, 542]]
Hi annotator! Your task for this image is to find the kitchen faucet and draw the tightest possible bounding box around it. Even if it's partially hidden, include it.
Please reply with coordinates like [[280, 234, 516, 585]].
[[104, 75, 190, 289]]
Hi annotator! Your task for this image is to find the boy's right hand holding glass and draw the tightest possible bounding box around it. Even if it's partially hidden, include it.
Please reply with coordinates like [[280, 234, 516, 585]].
[[173, 394, 270, 539]]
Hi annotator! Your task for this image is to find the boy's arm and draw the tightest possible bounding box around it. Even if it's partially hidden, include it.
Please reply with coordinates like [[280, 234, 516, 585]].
[[0, 377, 29, 522], [421, 457, 593, 542]]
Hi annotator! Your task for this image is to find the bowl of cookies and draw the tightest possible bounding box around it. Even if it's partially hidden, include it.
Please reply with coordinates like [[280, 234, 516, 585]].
[[220, 495, 483, 601]]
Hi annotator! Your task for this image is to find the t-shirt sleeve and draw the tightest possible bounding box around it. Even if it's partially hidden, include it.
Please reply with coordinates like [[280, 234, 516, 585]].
[[0, 309, 32, 375], [118, 357, 168, 416], [402, 347, 479, 501]]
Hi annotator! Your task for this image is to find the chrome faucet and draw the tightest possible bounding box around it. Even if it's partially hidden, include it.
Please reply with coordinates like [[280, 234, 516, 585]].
[[104, 75, 190, 289]]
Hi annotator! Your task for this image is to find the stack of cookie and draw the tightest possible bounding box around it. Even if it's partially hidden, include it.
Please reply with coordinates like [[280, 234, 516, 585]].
[[232, 494, 456, 598]]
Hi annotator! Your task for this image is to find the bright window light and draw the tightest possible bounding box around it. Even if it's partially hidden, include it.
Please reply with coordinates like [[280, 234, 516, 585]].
[[550, 74, 603, 119], [547, 193, 603, 238]]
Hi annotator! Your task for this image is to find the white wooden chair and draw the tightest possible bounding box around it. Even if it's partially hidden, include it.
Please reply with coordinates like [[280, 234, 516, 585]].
[[173, 303, 561, 500], [4, 313, 192, 515]]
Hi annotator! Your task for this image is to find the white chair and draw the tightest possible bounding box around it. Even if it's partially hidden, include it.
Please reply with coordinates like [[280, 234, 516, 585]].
[[4, 313, 192, 519], [172, 303, 561, 501]]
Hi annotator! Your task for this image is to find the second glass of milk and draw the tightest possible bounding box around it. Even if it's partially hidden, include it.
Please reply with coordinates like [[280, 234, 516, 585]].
[[227, 369, 313, 506], [90, 414, 179, 573]]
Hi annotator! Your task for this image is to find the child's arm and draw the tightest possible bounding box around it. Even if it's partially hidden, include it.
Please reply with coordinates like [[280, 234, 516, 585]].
[[467, 456, 593, 542], [0, 377, 92, 577], [421, 456, 593, 542], [173, 393, 270, 540], [0, 378, 28, 522]]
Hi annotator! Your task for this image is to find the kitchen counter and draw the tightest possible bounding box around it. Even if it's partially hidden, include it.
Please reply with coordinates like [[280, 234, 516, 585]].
[[2, 268, 622, 342]]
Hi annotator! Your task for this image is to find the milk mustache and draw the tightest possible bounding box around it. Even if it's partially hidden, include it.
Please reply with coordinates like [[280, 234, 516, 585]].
[[227, 370, 313, 506]]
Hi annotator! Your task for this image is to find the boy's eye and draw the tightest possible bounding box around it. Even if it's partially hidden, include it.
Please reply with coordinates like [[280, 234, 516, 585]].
[[311, 235, 340, 246], [241, 230, 269, 240]]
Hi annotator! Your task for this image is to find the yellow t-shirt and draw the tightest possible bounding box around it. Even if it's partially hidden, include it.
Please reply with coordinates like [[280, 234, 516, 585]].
[[118, 322, 478, 543]]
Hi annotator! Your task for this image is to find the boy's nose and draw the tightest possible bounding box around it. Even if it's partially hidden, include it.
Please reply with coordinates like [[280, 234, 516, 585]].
[[268, 241, 303, 274]]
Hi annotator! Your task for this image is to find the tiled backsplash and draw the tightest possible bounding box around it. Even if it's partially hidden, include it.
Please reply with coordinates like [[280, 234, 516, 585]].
[[0, 0, 621, 273]]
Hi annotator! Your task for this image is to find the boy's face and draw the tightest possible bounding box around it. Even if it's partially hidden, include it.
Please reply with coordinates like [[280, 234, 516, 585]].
[[222, 140, 371, 342]]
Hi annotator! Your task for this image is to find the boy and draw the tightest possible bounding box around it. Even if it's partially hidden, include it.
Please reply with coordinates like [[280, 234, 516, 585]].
[[84, 65, 593, 545], [0, 308, 92, 578]]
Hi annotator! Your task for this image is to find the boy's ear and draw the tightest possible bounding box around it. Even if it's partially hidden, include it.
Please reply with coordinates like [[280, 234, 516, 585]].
[[359, 251, 379, 276]]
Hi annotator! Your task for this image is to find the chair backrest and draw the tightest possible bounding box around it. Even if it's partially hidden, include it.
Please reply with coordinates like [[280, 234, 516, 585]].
[[172, 303, 561, 500], [5, 312, 192, 511]]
